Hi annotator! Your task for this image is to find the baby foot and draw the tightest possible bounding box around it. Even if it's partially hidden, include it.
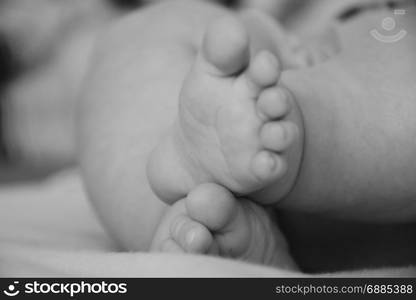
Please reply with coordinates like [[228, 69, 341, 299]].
[[150, 184, 298, 270], [147, 16, 304, 204]]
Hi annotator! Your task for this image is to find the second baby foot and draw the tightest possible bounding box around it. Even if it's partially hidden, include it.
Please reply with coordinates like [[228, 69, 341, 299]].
[[151, 184, 298, 270], [148, 16, 304, 203]]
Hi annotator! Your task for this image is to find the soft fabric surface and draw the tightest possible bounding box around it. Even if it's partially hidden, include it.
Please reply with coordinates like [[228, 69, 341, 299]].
[[1, 170, 414, 277], [0, 170, 117, 276], [0, 170, 297, 277]]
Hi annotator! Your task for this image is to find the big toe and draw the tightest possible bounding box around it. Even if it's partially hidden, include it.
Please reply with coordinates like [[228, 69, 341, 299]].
[[185, 184, 251, 257], [170, 214, 214, 254], [201, 16, 250, 76], [185, 183, 237, 231]]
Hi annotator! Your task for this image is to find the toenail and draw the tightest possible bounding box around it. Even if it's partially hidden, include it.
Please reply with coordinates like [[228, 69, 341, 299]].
[[186, 228, 197, 246], [171, 217, 186, 237]]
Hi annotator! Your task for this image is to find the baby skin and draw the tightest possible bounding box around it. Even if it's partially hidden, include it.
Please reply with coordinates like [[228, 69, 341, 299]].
[[148, 8, 416, 264], [80, 1, 416, 270], [150, 183, 298, 269], [147, 8, 416, 218], [147, 16, 304, 204], [148, 16, 303, 267]]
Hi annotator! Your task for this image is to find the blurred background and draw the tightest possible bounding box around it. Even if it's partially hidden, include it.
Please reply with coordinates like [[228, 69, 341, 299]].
[[0, 0, 360, 182]]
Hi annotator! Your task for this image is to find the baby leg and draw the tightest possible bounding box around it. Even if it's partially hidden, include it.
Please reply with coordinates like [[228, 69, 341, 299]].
[[78, 1, 233, 250]]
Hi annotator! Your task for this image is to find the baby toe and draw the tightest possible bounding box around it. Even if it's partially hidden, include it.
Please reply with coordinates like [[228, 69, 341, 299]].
[[248, 50, 280, 88], [186, 183, 237, 232], [251, 150, 287, 181], [260, 121, 299, 152], [235, 50, 280, 99], [170, 215, 213, 254], [202, 16, 250, 76], [257, 87, 291, 121]]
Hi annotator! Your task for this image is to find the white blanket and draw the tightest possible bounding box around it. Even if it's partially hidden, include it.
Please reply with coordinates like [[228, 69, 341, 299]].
[[0, 170, 119, 276], [1, 170, 414, 277], [0, 170, 297, 277]]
